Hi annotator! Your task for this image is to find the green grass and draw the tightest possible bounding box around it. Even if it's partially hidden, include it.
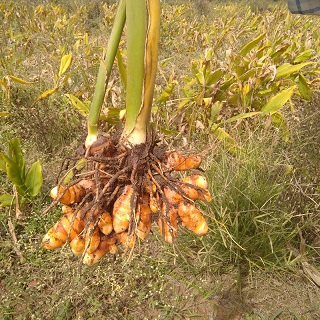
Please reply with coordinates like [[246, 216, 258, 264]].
[[1, 0, 320, 319]]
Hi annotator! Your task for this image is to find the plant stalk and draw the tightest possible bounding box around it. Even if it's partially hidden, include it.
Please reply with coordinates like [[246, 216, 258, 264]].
[[86, 0, 126, 148], [121, 0, 148, 144], [129, 0, 160, 144]]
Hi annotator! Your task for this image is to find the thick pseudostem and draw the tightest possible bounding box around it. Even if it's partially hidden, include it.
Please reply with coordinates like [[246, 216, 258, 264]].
[[42, 130, 212, 265]]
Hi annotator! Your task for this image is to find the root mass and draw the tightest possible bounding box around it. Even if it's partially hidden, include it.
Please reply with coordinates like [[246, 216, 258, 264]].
[[42, 131, 212, 265]]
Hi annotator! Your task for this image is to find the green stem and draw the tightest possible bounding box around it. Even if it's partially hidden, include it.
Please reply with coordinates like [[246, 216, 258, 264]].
[[133, 0, 160, 144], [122, 0, 161, 146], [122, 0, 147, 144], [86, 0, 126, 148]]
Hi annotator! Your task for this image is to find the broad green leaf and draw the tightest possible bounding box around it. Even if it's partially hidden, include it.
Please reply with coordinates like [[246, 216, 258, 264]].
[[8, 138, 25, 179], [58, 53, 72, 77], [65, 94, 90, 116], [183, 78, 197, 93], [225, 111, 261, 124], [211, 124, 241, 155], [0, 112, 10, 117], [276, 62, 314, 79], [206, 69, 224, 86], [261, 87, 295, 115], [239, 33, 266, 56], [25, 160, 43, 197], [294, 49, 314, 63], [298, 74, 312, 100], [1, 153, 26, 196], [258, 86, 278, 97], [0, 194, 15, 207], [238, 68, 257, 81], [204, 48, 213, 61], [8, 75, 34, 85], [196, 71, 205, 86], [177, 99, 190, 110], [210, 101, 223, 122], [219, 77, 235, 91]]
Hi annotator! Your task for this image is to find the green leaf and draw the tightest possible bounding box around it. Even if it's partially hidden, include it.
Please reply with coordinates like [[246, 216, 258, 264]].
[[177, 99, 190, 110], [210, 101, 223, 122], [1, 153, 26, 196], [0, 194, 15, 207], [62, 170, 74, 185], [261, 87, 295, 115], [239, 33, 266, 56], [293, 49, 314, 63], [116, 49, 127, 89], [58, 53, 73, 77], [224, 111, 261, 124], [8, 138, 25, 179], [196, 71, 205, 86], [276, 62, 314, 79], [238, 68, 257, 81], [75, 158, 87, 171], [25, 160, 43, 197], [0, 157, 6, 171], [219, 77, 235, 91], [158, 126, 180, 136], [211, 124, 241, 156], [65, 94, 90, 116], [298, 74, 312, 100], [206, 69, 224, 86]]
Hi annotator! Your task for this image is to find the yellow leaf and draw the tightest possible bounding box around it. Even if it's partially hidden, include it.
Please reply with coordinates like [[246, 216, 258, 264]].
[[58, 53, 72, 77], [8, 75, 34, 85], [119, 109, 126, 120], [177, 99, 189, 110], [32, 88, 59, 106], [0, 112, 10, 117], [65, 94, 89, 116], [203, 97, 212, 108], [40, 87, 58, 99], [243, 84, 250, 94]]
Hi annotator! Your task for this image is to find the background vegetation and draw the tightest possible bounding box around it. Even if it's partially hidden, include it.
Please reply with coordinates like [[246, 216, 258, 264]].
[[1, 0, 319, 319]]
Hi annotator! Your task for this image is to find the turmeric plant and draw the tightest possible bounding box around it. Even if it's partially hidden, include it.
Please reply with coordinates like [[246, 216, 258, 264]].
[[0, 138, 43, 212], [42, 0, 212, 265]]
